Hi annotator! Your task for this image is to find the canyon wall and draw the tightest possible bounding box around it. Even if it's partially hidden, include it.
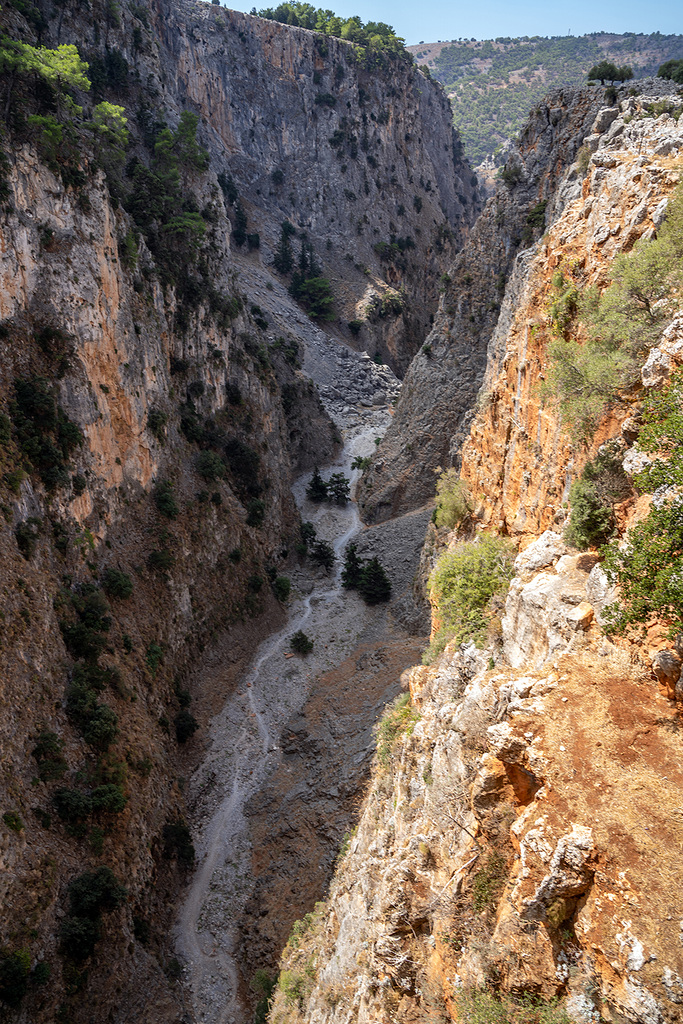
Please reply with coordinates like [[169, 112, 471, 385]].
[[357, 86, 605, 522], [0, 1, 479, 1021], [269, 84, 683, 1024]]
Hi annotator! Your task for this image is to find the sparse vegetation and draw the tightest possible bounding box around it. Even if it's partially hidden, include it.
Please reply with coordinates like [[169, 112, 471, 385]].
[[545, 180, 683, 441], [603, 367, 683, 639], [434, 468, 472, 530], [59, 867, 127, 961], [376, 692, 419, 766], [456, 987, 571, 1024], [425, 535, 515, 663], [564, 441, 630, 550]]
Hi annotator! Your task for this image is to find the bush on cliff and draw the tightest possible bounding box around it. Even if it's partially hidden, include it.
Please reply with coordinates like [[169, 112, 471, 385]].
[[603, 367, 683, 639], [545, 180, 683, 442], [433, 468, 472, 530], [425, 535, 515, 663]]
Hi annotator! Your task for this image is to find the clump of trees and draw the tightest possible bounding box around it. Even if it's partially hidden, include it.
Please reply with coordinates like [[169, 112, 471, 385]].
[[587, 60, 632, 84], [341, 543, 391, 604], [273, 225, 334, 321], [306, 467, 350, 504], [658, 59, 683, 84], [254, 3, 409, 67]]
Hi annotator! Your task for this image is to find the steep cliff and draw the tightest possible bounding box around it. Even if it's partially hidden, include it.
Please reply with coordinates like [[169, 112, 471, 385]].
[[358, 85, 605, 522], [269, 83, 683, 1024], [0, 1, 479, 1021]]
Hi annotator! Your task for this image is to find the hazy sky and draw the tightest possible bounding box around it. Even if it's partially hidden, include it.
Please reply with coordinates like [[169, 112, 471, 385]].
[[221, 0, 681, 46]]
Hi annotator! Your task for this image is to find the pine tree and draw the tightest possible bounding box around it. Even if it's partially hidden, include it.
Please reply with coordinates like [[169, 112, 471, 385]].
[[358, 557, 391, 605], [306, 467, 328, 503], [273, 222, 294, 274], [327, 472, 350, 505], [341, 543, 364, 589], [310, 539, 335, 571]]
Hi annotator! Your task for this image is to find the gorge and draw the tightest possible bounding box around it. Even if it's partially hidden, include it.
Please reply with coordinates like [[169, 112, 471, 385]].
[[0, 2, 682, 1024]]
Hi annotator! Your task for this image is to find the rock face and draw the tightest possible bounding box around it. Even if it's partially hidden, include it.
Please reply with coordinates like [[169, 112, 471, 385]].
[[0, 2, 478, 1022], [269, 81, 683, 1024], [270, 534, 683, 1024], [358, 85, 605, 521], [458, 84, 683, 539], [142, 0, 478, 374]]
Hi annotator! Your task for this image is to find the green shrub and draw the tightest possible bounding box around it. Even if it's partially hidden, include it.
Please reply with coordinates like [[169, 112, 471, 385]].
[[15, 519, 40, 559], [196, 449, 225, 481], [456, 988, 571, 1024], [351, 455, 371, 471], [145, 642, 163, 676], [434, 468, 472, 530], [309, 538, 335, 571], [246, 499, 265, 527], [251, 969, 276, 1024], [148, 548, 174, 572], [341, 543, 364, 589], [162, 820, 195, 865], [91, 784, 127, 814], [224, 437, 260, 490], [273, 576, 291, 601], [425, 535, 515, 663], [376, 693, 419, 766], [564, 443, 630, 550], [102, 568, 133, 599], [306, 467, 328, 503], [53, 788, 92, 822], [147, 409, 168, 445], [327, 472, 350, 504], [154, 480, 179, 519], [290, 630, 313, 655], [60, 867, 127, 961], [2, 810, 23, 832], [603, 368, 683, 638], [174, 708, 199, 743], [10, 377, 83, 490], [0, 948, 31, 1008], [358, 556, 391, 604], [32, 730, 67, 781], [471, 852, 507, 911]]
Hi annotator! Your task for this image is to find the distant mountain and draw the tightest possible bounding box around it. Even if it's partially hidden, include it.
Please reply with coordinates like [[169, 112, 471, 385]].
[[407, 33, 683, 166]]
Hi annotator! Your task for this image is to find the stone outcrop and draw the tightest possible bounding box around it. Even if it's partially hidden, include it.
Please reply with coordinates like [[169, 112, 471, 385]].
[[269, 526, 683, 1024]]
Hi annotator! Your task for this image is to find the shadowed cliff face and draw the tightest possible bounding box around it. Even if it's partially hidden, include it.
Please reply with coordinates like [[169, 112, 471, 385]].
[[357, 86, 605, 522]]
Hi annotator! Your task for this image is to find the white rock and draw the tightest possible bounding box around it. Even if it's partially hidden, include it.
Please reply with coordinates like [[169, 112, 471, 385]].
[[623, 446, 652, 477], [642, 347, 672, 387], [514, 531, 566, 573]]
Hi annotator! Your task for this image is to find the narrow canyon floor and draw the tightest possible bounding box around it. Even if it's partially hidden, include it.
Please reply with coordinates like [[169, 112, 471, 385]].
[[174, 338, 432, 1024]]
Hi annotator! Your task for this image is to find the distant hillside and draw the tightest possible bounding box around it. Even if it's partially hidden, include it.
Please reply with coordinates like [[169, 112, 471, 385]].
[[407, 33, 683, 165]]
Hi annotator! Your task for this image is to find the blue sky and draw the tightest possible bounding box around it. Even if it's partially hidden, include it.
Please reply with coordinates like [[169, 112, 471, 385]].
[[221, 0, 681, 46]]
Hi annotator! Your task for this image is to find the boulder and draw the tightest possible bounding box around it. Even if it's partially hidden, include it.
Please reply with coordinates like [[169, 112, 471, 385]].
[[514, 531, 566, 574], [565, 602, 594, 631], [641, 347, 671, 388], [651, 649, 682, 690]]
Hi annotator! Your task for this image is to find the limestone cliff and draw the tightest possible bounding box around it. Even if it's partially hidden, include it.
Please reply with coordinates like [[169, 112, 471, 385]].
[[357, 85, 604, 521], [269, 83, 683, 1024]]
